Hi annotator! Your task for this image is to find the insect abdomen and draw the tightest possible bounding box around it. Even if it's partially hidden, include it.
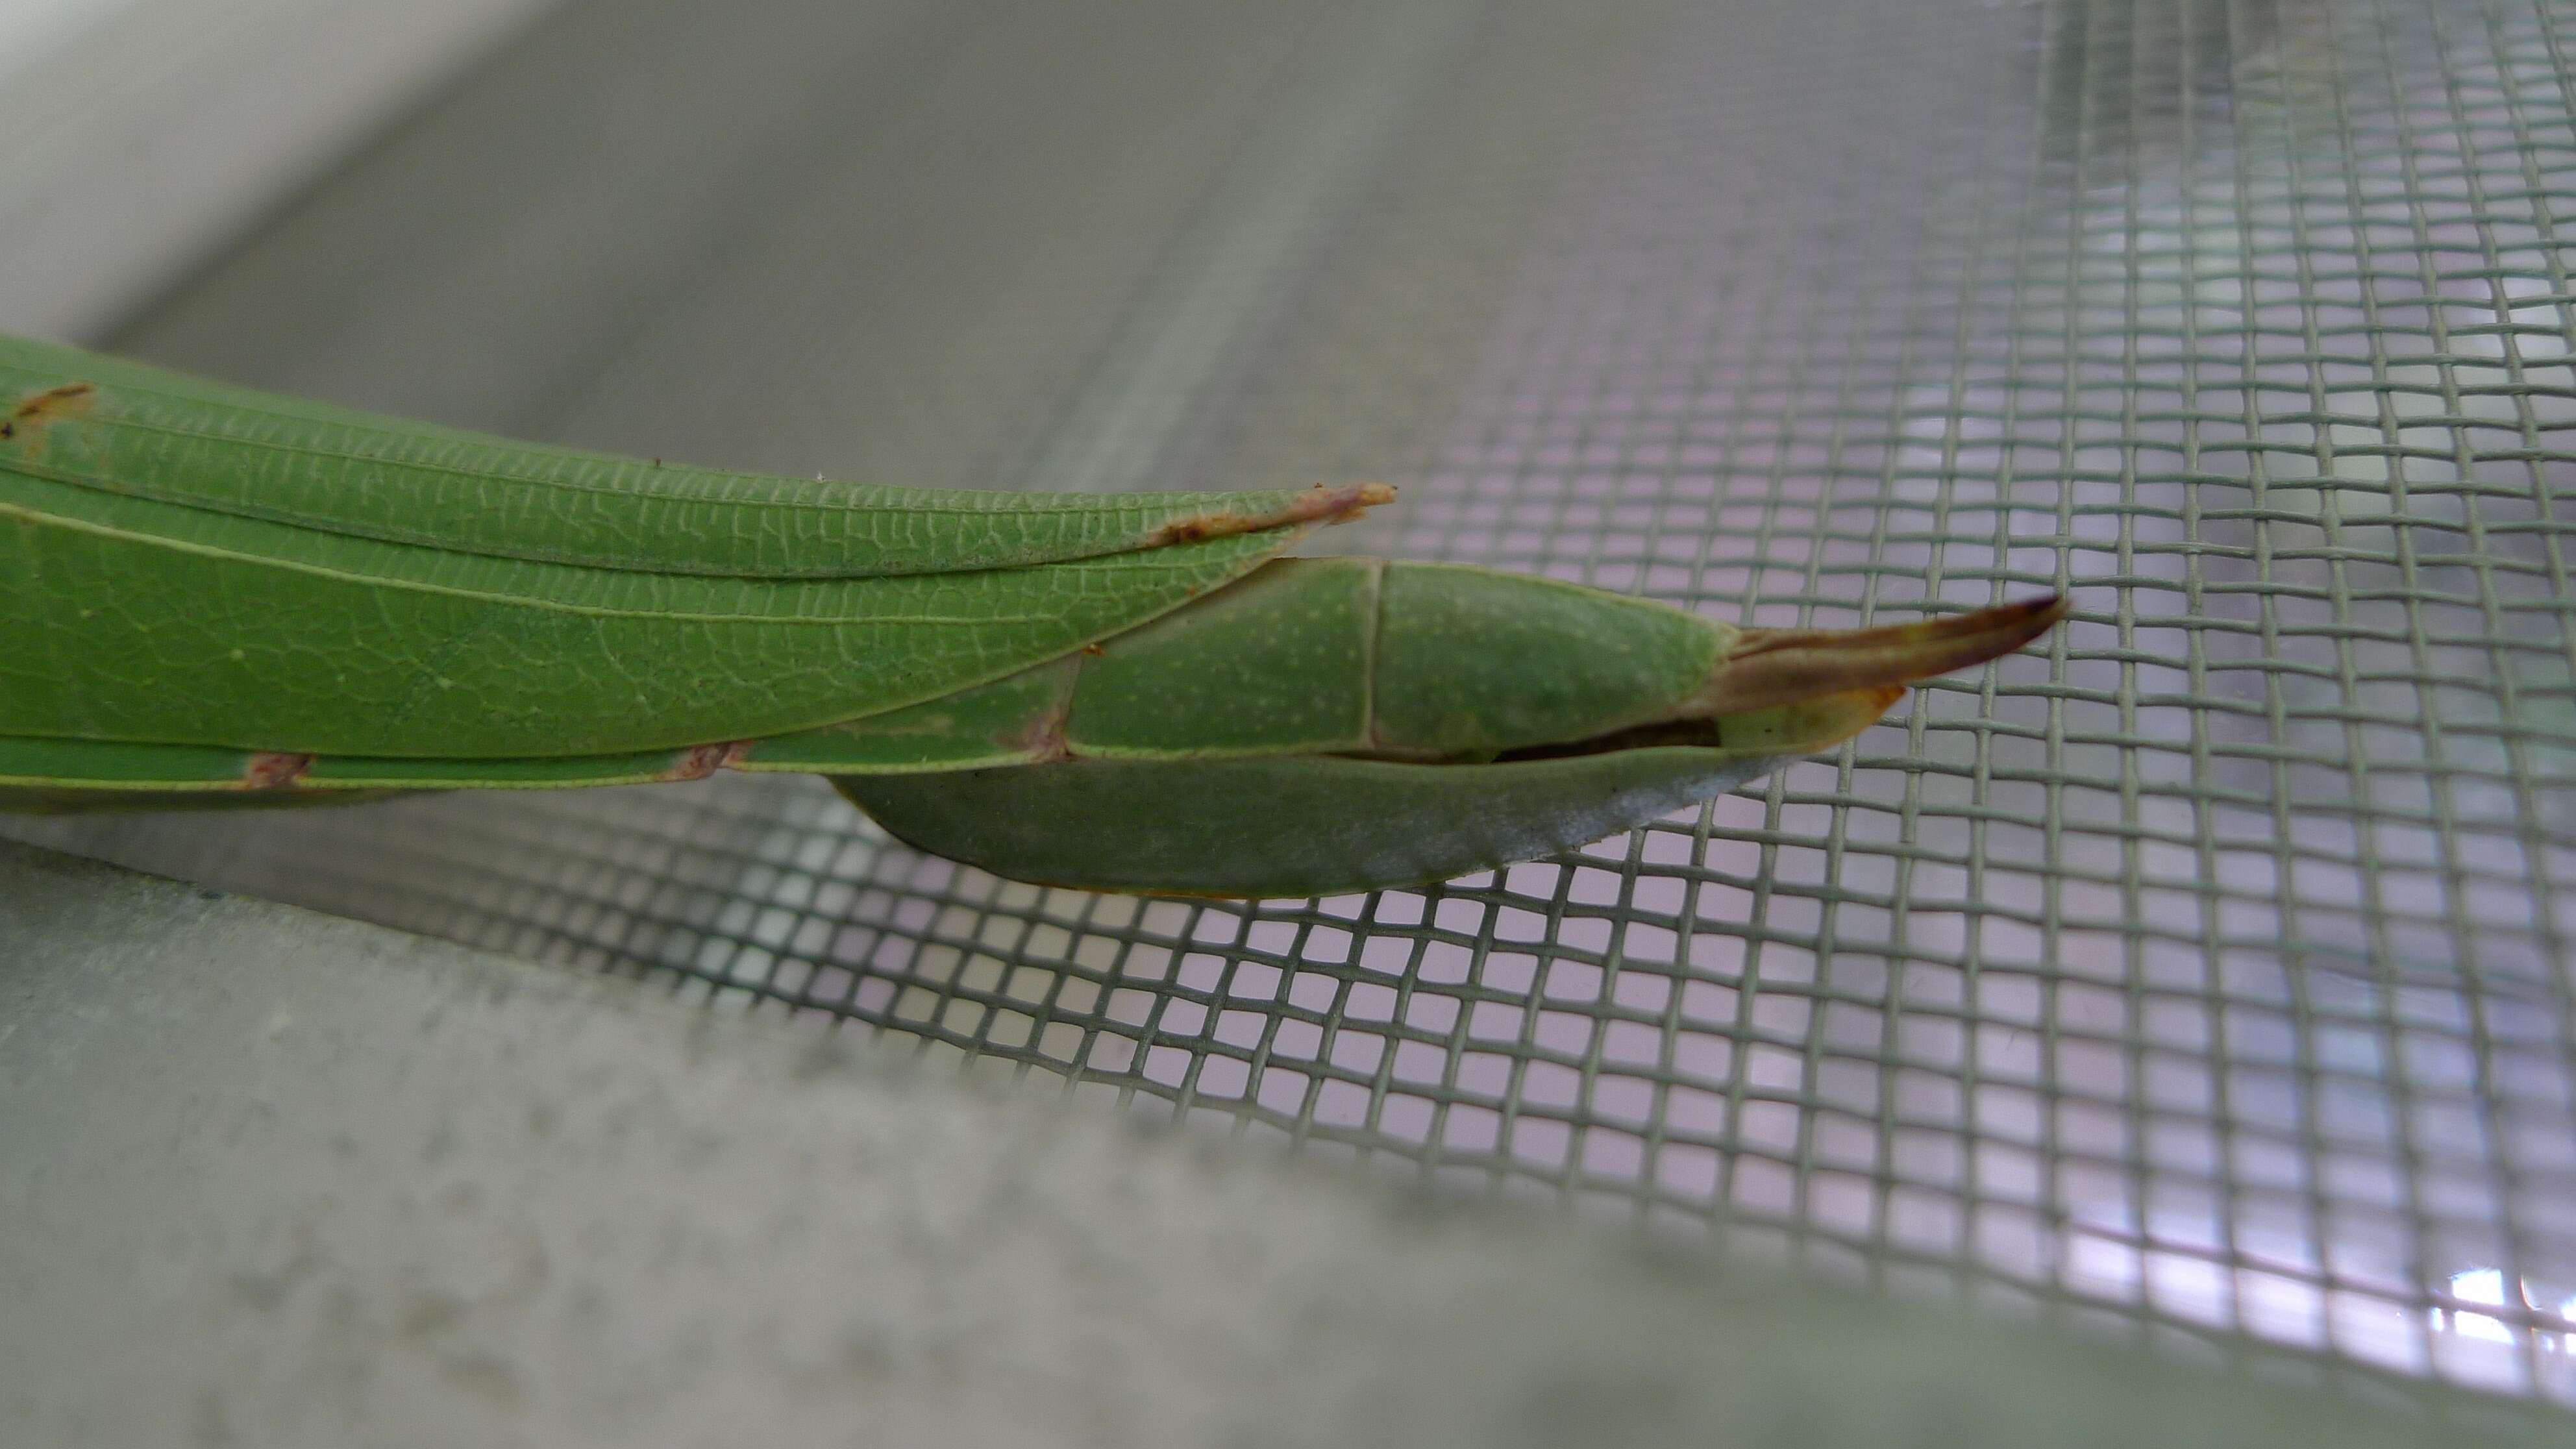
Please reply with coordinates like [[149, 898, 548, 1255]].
[[754, 558, 1730, 771]]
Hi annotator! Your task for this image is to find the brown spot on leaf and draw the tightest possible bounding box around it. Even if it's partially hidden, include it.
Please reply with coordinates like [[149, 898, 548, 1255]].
[[1139, 482, 1395, 549], [662, 739, 751, 781], [241, 752, 314, 790], [1000, 709, 1072, 763], [985, 658, 1082, 763], [0, 381, 95, 448]]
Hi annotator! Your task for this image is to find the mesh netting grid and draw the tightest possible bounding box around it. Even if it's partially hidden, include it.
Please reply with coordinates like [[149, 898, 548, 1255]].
[[8, 0, 2575, 1412]]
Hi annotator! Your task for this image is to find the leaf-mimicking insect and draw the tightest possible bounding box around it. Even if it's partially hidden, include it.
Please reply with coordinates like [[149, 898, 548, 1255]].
[[0, 332, 2066, 897]]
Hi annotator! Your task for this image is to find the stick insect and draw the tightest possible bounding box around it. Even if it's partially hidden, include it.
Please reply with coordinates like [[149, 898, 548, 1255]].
[[0, 332, 2066, 897]]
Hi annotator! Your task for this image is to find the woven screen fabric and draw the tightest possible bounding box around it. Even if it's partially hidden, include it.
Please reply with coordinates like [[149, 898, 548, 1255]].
[[10, 0, 2573, 1413]]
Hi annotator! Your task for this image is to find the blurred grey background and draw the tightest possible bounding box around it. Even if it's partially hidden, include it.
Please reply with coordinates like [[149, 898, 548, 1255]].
[[5, 0, 2574, 1441]]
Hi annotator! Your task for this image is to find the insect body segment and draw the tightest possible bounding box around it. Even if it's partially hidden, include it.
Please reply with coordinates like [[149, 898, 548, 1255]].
[[767, 558, 1724, 769], [769, 561, 2065, 771], [826, 571, 2064, 896]]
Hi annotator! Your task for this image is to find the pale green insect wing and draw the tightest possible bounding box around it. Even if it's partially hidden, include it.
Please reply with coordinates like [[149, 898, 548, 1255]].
[[0, 335, 1360, 758], [0, 332, 1358, 578], [0, 485, 1289, 756]]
